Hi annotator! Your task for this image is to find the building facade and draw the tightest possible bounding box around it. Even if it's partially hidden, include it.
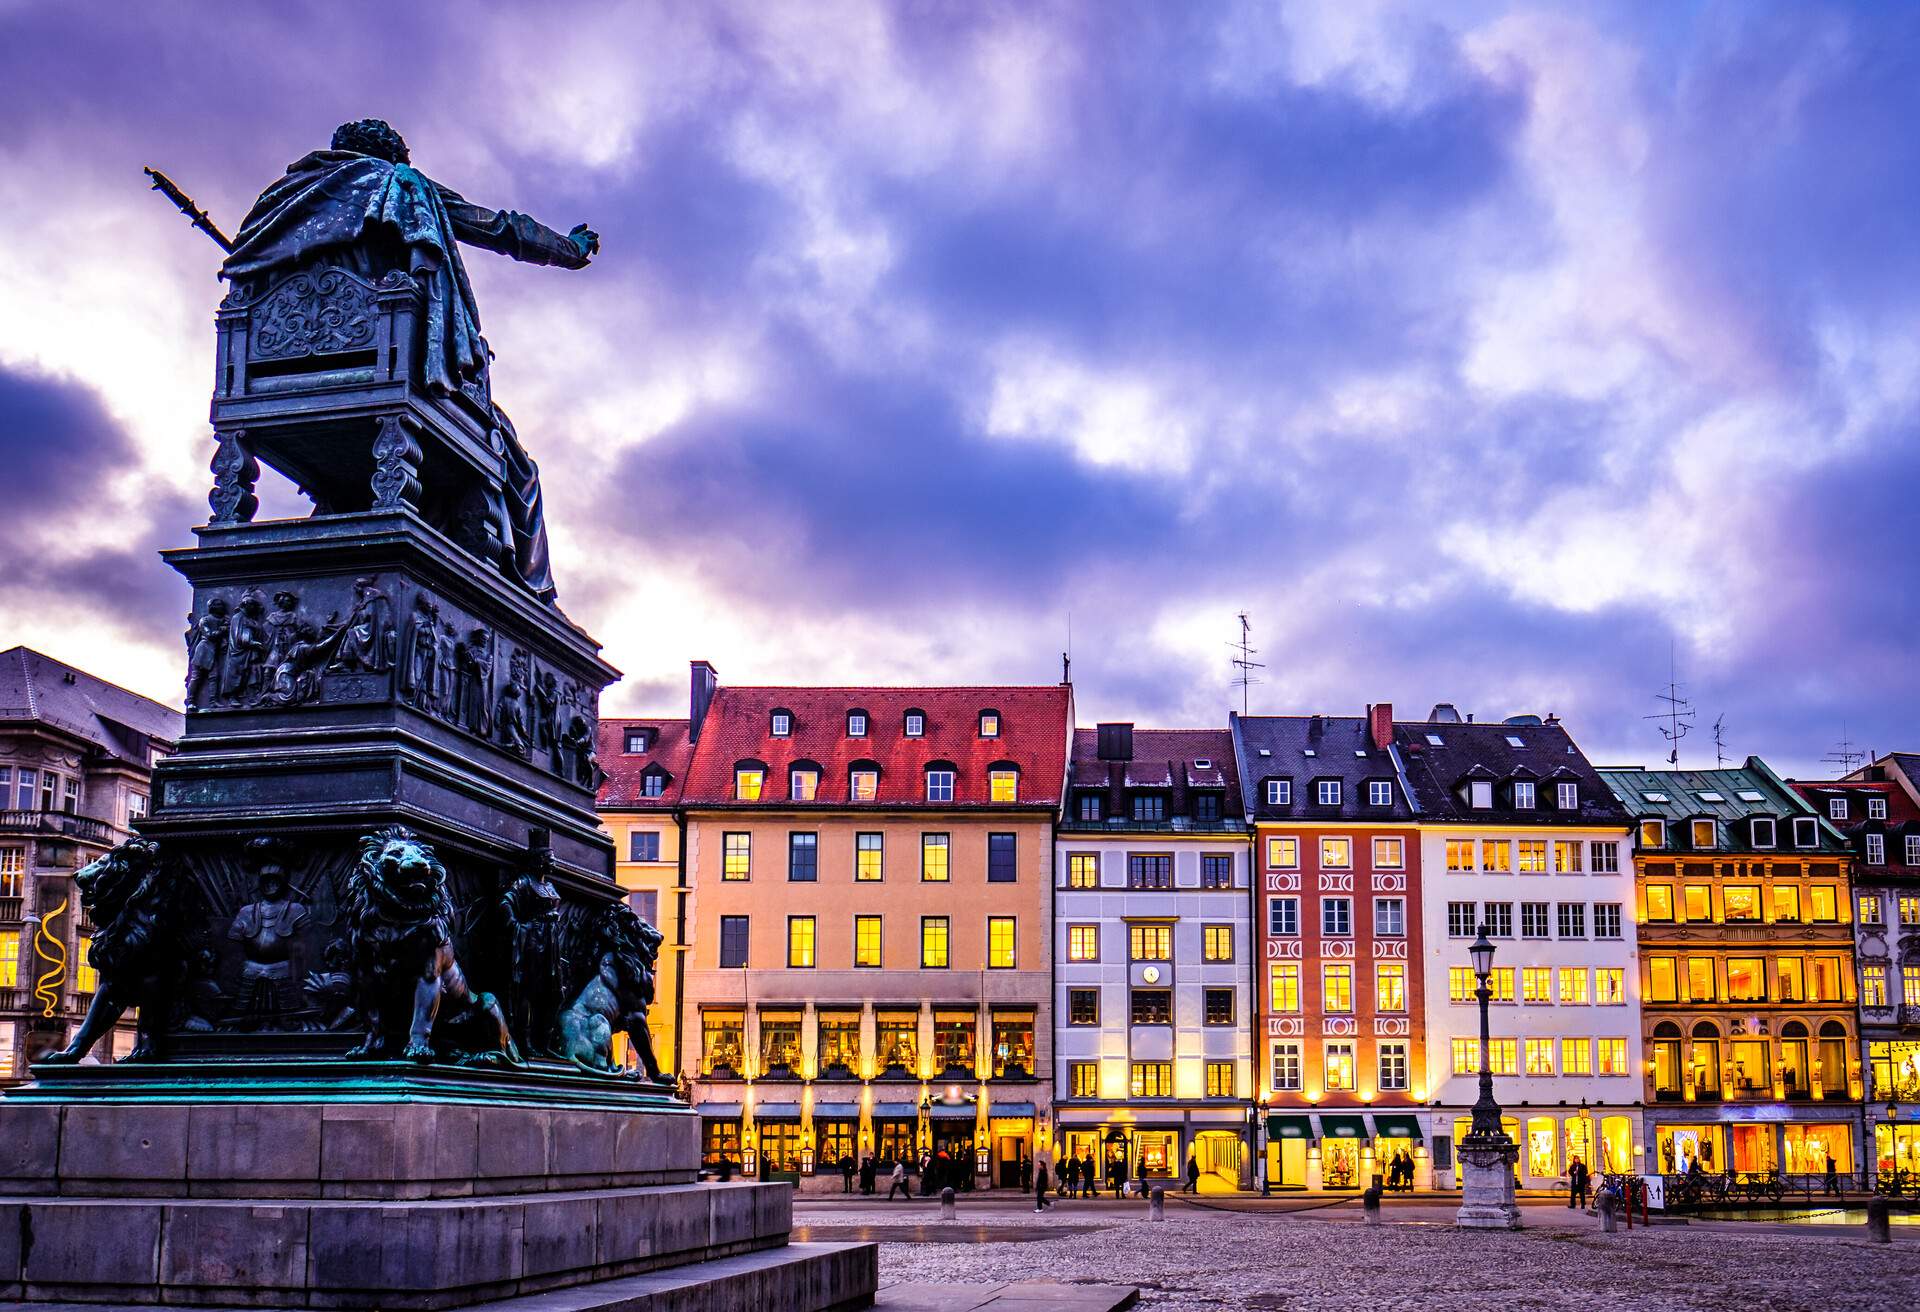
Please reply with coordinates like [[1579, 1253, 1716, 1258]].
[[1399, 710, 1638, 1190], [1054, 724, 1253, 1190], [1600, 759, 1859, 1181], [0, 648, 179, 1082], [679, 668, 1070, 1190], [596, 713, 694, 1075], [1800, 756, 1920, 1182], [1232, 706, 1428, 1191]]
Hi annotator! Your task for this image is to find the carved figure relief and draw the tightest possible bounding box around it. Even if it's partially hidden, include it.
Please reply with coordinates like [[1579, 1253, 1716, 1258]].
[[184, 597, 229, 709], [227, 836, 311, 1027], [220, 589, 268, 700], [329, 575, 395, 674], [494, 648, 532, 757]]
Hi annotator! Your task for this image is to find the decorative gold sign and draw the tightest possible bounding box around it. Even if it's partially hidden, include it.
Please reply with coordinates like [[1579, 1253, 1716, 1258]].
[[34, 896, 68, 1018]]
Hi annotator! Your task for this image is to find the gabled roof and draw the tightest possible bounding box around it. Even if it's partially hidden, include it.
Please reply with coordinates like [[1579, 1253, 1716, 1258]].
[[0, 646, 180, 768], [681, 685, 1070, 808], [1394, 717, 1624, 825], [1068, 727, 1238, 820], [1230, 715, 1415, 820], [1791, 777, 1920, 870], [596, 717, 694, 808]]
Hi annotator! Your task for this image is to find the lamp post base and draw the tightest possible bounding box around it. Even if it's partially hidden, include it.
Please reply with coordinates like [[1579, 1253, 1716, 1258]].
[[1455, 1137, 1522, 1230]]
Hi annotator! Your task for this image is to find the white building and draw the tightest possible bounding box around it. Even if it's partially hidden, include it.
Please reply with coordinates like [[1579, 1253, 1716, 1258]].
[[1053, 725, 1255, 1189], [1394, 711, 1642, 1189]]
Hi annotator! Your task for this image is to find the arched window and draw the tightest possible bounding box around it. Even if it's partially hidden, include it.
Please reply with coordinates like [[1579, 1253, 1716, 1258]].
[[733, 759, 768, 801], [986, 760, 1020, 803]]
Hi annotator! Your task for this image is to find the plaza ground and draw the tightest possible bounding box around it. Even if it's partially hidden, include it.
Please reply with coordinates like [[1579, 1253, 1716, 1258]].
[[795, 1194, 1920, 1311]]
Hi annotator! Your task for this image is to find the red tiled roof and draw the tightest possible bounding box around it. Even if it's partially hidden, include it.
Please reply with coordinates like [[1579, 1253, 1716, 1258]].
[[681, 685, 1072, 807], [597, 717, 694, 808]]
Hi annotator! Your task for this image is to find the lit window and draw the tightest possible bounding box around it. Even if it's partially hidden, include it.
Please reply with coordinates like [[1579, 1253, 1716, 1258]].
[[722, 832, 750, 880], [1597, 1038, 1628, 1075], [1691, 819, 1716, 848], [1067, 853, 1098, 888], [1724, 886, 1760, 921], [1481, 842, 1511, 873], [0, 930, 16, 987], [1448, 966, 1475, 1003], [735, 768, 764, 801], [1129, 924, 1171, 961], [1561, 1038, 1592, 1076], [1516, 840, 1548, 873], [847, 712, 867, 737], [1855, 893, 1880, 925], [790, 769, 818, 801], [1595, 968, 1625, 1004], [1316, 780, 1341, 806], [1271, 1041, 1302, 1090], [1266, 779, 1291, 806], [1646, 957, 1677, 1003], [856, 832, 884, 881], [1320, 837, 1352, 869], [1522, 966, 1552, 1003], [1375, 963, 1405, 1012], [1559, 969, 1590, 1005], [1450, 1037, 1479, 1075], [1809, 885, 1838, 921], [1639, 819, 1666, 848], [1553, 841, 1583, 873], [987, 917, 1016, 968], [1373, 837, 1404, 870], [921, 833, 950, 881], [850, 769, 878, 801], [1682, 885, 1711, 921], [1203, 925, 1234, 961], [771, 711, 792, 737], [1266, 837, 1299, 869], [1446, 840, 1474, 872], [1070, 1063, 1098, 1097], [1488, 968, 1515, 1001], [1067, 924, 1100, 961], [979, 711, 1000, 738], [1513, 781, 1536, 809], [926, 770, 955, 803], [1902, 896, 1920, 926], [854, 916, 882, 967], [988, 770, 1019, 802], [1489, 1039, 1517, 1076], [1207, 1060, 1236, 1097], [1525, 1038, 1555, 1076], [1323, 1041, 1356, 1091], [1367, 780, 1393, 806], [905, 712, 925, 737], [920, 916, 949, 968], [1322, 963, 1353, 1012], [787, 916, 815, 968], [1130, 1062, 1173, 1098], [1268, 964, 1300, 1012], [1863, 966, 1888, 1008]]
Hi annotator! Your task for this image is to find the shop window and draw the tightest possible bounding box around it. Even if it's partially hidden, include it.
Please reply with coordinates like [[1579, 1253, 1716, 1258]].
[[876, 1013, 918, 1072], [1786, 1124, 1851, 1175], [817, 1013, 861, 1073], [702, 1011, 744, 1074], [760, 1014, 801, 1072], [933, 1014, 977, 1072], [702, 1118, 742, 1167], [1870, 1041, 1920, 1102]]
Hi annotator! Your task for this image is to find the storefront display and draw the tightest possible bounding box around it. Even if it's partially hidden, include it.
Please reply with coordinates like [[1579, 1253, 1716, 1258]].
[[1655, 1124, 1723, 1175]]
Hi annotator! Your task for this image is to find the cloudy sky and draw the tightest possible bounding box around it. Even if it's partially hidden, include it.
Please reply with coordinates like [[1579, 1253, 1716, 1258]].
[[0, 1, 1913, 776]]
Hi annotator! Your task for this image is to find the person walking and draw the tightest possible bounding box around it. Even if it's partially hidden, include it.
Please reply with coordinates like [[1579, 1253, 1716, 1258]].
[[1824, 1154, 1842, 1197], [1568, 1156, 1590, 1210], [1020, 1154, 1033, 1193], [1034, 1158, 1051, 1212], [1184, 1155, 1201, 1194], [1082, 1151, 1097, 1198], [859, 1155, 876, 1196], [887, 1159, 909, 1200]]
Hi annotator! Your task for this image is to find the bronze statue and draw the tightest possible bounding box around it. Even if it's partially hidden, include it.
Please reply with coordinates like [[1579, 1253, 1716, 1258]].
[[342, 825, 516, 1064], [40, 839, 189, 1064], [497, 840, 564, 1057], [330, 575, 395, 674], [227, 837, 310, 1026], [557, 901, 670, 1083], [220, 588, 267, 700], [184, 597, 228, 709]]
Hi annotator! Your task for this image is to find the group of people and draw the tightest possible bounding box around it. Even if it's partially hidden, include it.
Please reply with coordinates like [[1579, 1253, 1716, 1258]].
[[1382, 1149, 1419, 1191]]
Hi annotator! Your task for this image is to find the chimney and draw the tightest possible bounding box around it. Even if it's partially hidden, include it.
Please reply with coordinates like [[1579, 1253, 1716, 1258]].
[[1096, 723, 1134, 761], [689, 660, 718, 743], [1368, 703, 1393, 752]]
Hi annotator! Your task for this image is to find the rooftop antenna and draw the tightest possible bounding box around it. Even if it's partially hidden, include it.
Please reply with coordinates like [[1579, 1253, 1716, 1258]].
[[1645, 642, 1694, 768], [1229, 612, 1264, 717], [1711, 714, 1730, 768], [1822, 722, 1865, 775]]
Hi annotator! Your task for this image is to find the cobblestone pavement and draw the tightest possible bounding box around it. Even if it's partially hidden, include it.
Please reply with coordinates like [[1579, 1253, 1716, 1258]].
[[795, 1197, 1920, 1311]]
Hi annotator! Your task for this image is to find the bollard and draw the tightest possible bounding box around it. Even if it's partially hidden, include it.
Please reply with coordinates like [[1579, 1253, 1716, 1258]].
[[1596, 1187, 1620, 1233], [940, 1186, 956, 1222], [1361, 1182, 1383, 1225], [1867, 1198, 1891, 1244], [1149, 1185, 1165, 1221]]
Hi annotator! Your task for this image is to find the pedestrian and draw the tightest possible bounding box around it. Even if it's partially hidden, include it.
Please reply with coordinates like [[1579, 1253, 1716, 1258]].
[[1135, 1161, 1148, 1201], [1020, 1155, 1033, 1193], [887, 1159, 908, 1200], [840, 1154, 855, 1194], [1082, 1151, 1097, 1198], [859, 1155, 876, 1195], [1568, 1156, 1589, 1210], [1185, 1155, 1200, 1194], [1824, 1154, 1842, 1197], [1110, 1157, 1125, 1200]]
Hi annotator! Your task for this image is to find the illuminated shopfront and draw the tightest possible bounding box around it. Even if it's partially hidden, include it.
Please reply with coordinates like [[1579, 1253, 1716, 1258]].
[[1655, 1123, 1722, 1174], [1877, 1122, 1920, 1177], [1871, 1042, 1920, 1102], [1656, 1121, 1851, 1176]]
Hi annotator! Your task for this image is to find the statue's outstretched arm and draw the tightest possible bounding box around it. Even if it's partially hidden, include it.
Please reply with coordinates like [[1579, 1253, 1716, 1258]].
[[439, 187, 598, 269]]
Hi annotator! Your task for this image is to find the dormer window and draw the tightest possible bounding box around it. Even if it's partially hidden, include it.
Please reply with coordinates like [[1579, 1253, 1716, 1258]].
[[1792, 816, 1818, 849], [979, 711, 1001, 738], [790, 767, 820, 801], [1316, 780, 1341, 806], [1829, 797, 1849, 821], [926, 767, 956, 803], [1131, 793, 1166, 821], [1367, 780, 1393, 807], [1077, 792, 1103, 822], [988, 767, 1019, 802], [735, 765, 766, 801], [1869, 796, 1888, 820], [1867, 833, 1886, 865], [1266, 779, 1291, 806], [905, 711, 926, 738], [770, 710, 793, 738], [1751, 817, 1776, 848], [1640, 818, 1666, 848], [1468, 780, 1493, 810], [847, 711, 868, 737], [1513, 781, 1536, 810], [849, 765, 879, 801], [640, 768, 667, 798], [624, 728, 651, 754], [1192, 792, 1220, 822], [1690, 819, 1716, 849], [1556, 782, 1579, 810]]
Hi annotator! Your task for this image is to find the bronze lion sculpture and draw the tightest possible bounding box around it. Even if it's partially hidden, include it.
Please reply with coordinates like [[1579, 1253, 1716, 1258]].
[[557, 901, 669, 1082], [343, 825, 516, 1064], [41, 838, 185, 1063]]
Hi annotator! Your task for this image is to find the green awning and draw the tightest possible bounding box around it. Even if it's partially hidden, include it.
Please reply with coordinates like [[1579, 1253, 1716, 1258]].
[[1370, 1114, 1424, 1142], [1266, 1114, 1314, 1140], [1318, 1114, 1369, 1139]]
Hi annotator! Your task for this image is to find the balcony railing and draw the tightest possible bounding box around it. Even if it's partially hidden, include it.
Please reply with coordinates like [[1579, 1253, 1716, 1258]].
[[0, 896, 20, 923], [0, 810, 113, 845], [1057, 816, 1250, 835]]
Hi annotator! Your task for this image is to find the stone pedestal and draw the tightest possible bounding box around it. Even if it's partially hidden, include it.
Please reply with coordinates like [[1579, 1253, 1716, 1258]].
[[1455, 1138, 1522, 1230]]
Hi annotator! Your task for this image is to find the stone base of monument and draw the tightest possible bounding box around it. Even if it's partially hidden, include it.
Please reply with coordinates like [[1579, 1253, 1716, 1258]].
[[1454, 1139, 1523, 1231], [0, 1064, 877, 1310]]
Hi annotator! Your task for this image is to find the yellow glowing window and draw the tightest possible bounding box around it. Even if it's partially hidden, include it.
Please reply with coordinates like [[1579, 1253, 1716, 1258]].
[[921, 833, 949, 882], [1375, 963, 1405, 1012], [855, 915, 882, 967], [979, 713, 1000, 738], [1561, 1038, 1592, 1075], [1448, 965, 1475, 1003], [1068, 854, 1098, 888], [1774, 886, 1803, 921], [0, 930, 16, 987], [1450, 1036, 1479, 1075], [1553, 841, 1583, 873], [735, 768, 764, 801], [1857, 894, 1880, 924], [1323, 1041, 1356, 1091], [75, 935, 98, 994], [1525, 1038, 1555, 1075], [1902, 896, 1920, 926], [1129, 924, 1171, 961], [1268, 963, 1300, 1012], [1778, 956, 1804, 1002], [1488, 968, 1515, 1002], [1595, 968, 1625, 1004], [1067, 924, 1100, 961], [790, 769, 818, 801], [1723, 886, 1760, 921], [1481, 842, 1511, 872], [1691, 819, 1716, 848], [1559, 968, 1589, 1005], [1446, 840, 1474, 872], [1070, 1062, 1098, 1097], [722, 832, 751, 881], [1373, 837, 1404, 869], [1597, 1038, 1628, 1075], [1130, 1061, 1173, 1098], [1516, 840, 1548, 873], [1647, 957, 1677, 1002], [989, 770, 1019, 802], [1266, 837, 1299, 869], [787, 916, 815, 968], [1489, 1038, 1517, 1076], [988, 917, 1016, 969], [921, 917, 949, 968], [1321, 963, 1352, 1013], [1726, 958, 1765, 1001], [1809, 885, 1839, 921], [1206, 1061, 1235, 1098], [1686, 957, 1716, 1002], [850, 769, 878, 801], [856, 832, 884, 881], [1319, 837, 1352, 869], [1905, 966, 1920, 1008], [1682, 886, 1711, 921], [1204, 925, 1234, 961], [1522, 967, 1552, 1003], [1639, 819, 1665, 847], [1863, 965, 1888, 1008], [1645, 885, 1674, 921]]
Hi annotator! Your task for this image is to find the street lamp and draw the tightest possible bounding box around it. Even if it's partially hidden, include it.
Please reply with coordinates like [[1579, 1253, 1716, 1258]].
[[1456, 924, 1521, 1230]]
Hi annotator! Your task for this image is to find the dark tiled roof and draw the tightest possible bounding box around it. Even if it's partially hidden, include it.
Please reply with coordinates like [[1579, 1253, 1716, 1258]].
[[1395, 718, 1625, 824], [1067, 727, 1238, 819], [681, 685, 1070, 808], [0, 646, 180, 767], [1231, 715, 1414, 820], [596, 717, 694, 808], [1791, 777, 1920, 870], [1597, 760, 1815, 822]]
